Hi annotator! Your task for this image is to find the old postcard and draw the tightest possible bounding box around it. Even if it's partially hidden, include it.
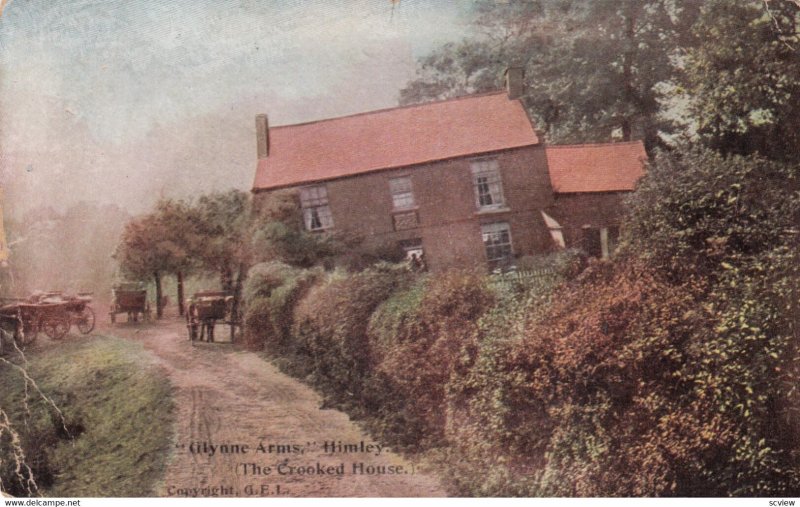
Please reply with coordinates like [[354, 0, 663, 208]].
[[1, 0, 799, 502]]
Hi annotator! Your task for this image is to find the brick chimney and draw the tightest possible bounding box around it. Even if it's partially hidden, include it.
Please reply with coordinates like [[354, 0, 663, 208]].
[[256, 114, 269, 159], [504, 67, 524, 100]]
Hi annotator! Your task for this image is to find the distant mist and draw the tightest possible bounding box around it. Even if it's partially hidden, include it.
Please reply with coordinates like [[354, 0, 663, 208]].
[[4, 201, 131, 301]]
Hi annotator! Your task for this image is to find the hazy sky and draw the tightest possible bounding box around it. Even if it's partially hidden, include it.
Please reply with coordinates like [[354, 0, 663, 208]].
[[0, 0, 476, 217]]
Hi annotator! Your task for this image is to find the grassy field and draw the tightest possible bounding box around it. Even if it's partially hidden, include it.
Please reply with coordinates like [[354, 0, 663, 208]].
[[0, 335, 174, 497]]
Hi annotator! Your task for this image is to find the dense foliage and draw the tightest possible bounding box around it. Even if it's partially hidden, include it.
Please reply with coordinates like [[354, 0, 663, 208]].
[[242, 146, 800, 496], [680, 0, 800, 162], [401, 0, 800, 154], [115, 190, 251, 316], [400, 0, 699, 149], [367, 271, 496, 447]]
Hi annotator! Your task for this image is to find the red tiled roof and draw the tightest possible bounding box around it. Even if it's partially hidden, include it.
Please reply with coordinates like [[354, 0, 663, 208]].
[[546, 141, 647, 193], [252, 92, 539, 191]]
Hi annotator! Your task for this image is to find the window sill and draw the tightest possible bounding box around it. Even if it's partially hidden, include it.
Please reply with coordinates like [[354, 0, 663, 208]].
[[391, 206, 419, 213], [474, 206, 511, 216]]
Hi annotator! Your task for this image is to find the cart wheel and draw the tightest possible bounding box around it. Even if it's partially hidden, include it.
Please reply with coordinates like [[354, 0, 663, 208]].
[[77, 307, 96, 334], [43, 317, 70, 340]]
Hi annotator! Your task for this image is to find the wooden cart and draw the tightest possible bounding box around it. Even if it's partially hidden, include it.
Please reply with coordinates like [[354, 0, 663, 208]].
[[186, 291, 238, 343], [32, 292, 96, 335], [0, 299, 71, 346], [109, 283, 151, 324]]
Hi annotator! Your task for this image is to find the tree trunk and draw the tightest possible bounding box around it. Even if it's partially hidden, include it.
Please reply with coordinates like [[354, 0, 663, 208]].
[[154, 271, 163, 319], [231, 262, 245, 342], [621, 9, 636, 142], [621, 119, 632, 142], [220, 266, 234, 294], [177, 270, 185, 316], [231, 263, 246, 316]]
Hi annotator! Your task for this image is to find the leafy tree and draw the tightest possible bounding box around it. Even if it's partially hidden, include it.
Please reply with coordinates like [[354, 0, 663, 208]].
[[678, 0, 800, 162], [150, 199, 197, 315], [115, 212, 179, 318], [188, 190, 252, 316], [400, 0, 696, 150], [116, 191, 252, 319], [250, 190, 344, 268], [623, 147, 800, 282]]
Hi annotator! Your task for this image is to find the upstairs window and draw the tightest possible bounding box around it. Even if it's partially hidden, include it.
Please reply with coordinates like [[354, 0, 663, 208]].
[[389, 176, 415, 210], [481, 222, 514, 268], [299, 185, 333, 231], [471, 159, 505, 210]]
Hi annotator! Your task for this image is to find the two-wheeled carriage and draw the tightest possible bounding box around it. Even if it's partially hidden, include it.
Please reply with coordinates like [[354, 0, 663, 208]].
[[186, 291, 239, 343], [0, 292, 97, 348], [0, 299, 71, 346], [109, 283, 151, 324]]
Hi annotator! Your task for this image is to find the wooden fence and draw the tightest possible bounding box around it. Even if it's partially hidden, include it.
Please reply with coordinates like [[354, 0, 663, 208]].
[[488, 267, 559, 291]]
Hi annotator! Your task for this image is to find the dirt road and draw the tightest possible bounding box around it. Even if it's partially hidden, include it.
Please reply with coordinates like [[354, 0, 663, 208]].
[[107, 317, 446, 498]]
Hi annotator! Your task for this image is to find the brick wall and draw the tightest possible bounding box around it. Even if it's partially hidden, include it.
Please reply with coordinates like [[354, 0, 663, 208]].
[[253, 145, 560, 271], [550, 192, 630, 250]]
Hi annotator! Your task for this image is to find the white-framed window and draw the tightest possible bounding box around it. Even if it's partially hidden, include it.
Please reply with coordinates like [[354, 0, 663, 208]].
[[299, 185, 333, 231], [481, 222, 514, 267], [389, 176, 415, 210], [400, 238, 425, 269], [471, 158, 505, 210]]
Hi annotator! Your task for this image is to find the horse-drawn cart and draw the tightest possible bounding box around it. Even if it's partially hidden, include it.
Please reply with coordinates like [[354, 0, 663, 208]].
[[186, 291, 239, 343], [0, 300, 70, 346], [109, 283, 151, 324]]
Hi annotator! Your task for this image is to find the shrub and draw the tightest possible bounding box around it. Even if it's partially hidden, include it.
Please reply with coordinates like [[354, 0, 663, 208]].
[[243, 261, 319, 353], [368, 270, 495, 448], [331, 241, 406, 272], [291, 263, 410, 405], [242, 261, 298, 304], [624, 147, 799, 283], [515, 248, 586, 278], [443, 255, 800, 496]]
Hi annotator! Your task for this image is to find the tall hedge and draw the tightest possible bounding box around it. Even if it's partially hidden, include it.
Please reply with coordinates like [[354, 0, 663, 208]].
[[367, 271, 495, 447], [240, 147, 800, 496], [291, 264, 408, 405]]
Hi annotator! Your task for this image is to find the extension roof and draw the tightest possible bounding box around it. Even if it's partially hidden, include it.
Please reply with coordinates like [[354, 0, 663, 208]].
[[252, 91, 540, 191], [546, 141, 647, 193]]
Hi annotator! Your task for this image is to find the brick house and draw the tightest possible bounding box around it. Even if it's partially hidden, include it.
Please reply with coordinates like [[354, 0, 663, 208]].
[[251, 81, 646, 272]]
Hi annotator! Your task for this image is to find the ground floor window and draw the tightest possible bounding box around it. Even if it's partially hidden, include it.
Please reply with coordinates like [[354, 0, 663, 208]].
[[481, 222, 514, 269], [399, 238, 425, 271]]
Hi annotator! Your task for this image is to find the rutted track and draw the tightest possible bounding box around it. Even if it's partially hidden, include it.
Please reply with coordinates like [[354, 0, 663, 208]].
[[106, 317, 446, 497]]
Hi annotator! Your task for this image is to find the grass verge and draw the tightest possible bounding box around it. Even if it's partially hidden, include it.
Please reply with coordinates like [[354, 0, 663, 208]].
[[0, 334, 174, 497]]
